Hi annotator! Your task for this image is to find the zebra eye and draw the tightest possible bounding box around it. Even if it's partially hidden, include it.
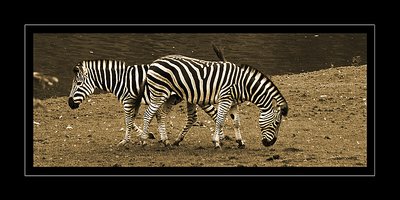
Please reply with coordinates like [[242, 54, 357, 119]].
[[77, 81, 83, 86]]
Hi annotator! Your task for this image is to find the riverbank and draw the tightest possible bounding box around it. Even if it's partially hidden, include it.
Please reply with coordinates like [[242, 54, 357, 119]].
[[33, 65, 367, 167]]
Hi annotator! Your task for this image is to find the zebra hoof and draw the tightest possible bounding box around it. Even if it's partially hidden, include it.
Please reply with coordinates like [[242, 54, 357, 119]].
[[213, 141, 222, 149], [172, 141, 181, 146], [158, 139, 171, 147], [148, 132, 156, 139], [236, 140, 245, 149]]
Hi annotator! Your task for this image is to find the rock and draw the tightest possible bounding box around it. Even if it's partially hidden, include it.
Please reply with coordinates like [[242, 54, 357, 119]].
[[266, 155, 279, 161], [266, 157, 274, 161]]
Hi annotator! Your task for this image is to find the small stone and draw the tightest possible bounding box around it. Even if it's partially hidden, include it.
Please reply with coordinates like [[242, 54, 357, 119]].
[[266, 157, 274, 161], [266, 155, 280, 161]]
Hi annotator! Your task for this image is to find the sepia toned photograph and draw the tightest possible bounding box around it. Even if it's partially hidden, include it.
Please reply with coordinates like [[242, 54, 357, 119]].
[[28, 25, 373, 176]]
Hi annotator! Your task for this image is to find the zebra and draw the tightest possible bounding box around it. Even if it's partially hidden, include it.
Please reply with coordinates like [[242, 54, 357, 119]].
[[67, 47, 241, 146], [139, 55, 288, 148]]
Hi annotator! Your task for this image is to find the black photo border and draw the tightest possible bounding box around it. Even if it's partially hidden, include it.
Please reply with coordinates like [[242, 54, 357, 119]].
[[25, 24, 375, 177]]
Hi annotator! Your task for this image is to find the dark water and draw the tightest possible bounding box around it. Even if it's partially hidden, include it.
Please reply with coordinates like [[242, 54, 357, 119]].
[[33, 33, 366, 99]]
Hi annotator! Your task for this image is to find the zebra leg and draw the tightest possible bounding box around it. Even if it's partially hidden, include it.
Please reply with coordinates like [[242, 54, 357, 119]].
[[118, 99, 143, 146], [172, 103, 197, 146], [155, 103, 173, 147], [198, 104, 229, 140], [142, 99, 167, 145], [213, 100, 232, 149], [230, 104, 245, 148]]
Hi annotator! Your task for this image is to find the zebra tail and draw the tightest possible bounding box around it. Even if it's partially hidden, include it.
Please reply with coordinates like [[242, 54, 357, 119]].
[[212, 43, 227, 62]]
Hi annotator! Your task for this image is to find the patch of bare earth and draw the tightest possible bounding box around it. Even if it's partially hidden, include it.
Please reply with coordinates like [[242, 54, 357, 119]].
[[33, 65, 367, 167]]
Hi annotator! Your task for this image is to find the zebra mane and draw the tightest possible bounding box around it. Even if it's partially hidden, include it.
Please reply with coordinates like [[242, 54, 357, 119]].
[[239, 63, 286, 107], [73, 59, 128, 74], [238, 63, 272, 80], [160, 55, 227, 63], [81, 59, 126, 65]]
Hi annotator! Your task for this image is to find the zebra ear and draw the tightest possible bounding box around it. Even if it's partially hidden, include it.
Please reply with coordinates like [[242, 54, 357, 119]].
[[73, 66, 79, 74]]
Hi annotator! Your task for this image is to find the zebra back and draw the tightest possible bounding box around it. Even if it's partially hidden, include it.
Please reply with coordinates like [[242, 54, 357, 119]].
[[149, 55, 287, 111]]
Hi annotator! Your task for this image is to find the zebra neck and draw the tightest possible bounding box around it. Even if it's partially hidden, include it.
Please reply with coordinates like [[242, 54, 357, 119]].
[[88, 63, 130, 101], [240, 73, 286, 110]]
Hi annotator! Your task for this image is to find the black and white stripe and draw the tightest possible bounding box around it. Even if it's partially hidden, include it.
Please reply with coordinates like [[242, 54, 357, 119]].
[[68, 59, 227, 146], [141, 55, 288, 148]]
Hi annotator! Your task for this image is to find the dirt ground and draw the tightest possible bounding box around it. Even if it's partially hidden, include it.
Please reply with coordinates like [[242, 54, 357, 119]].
[[33, 65, 367, 168]]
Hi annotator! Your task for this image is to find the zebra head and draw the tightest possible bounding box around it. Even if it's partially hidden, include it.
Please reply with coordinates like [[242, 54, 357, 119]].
[[68, 61, 94, 109], [259, 101, 288, 147]]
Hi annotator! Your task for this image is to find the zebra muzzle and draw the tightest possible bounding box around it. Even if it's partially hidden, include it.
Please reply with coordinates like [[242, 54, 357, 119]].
[[262, 137, 277, 147], [68, 97, 80, 109]]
